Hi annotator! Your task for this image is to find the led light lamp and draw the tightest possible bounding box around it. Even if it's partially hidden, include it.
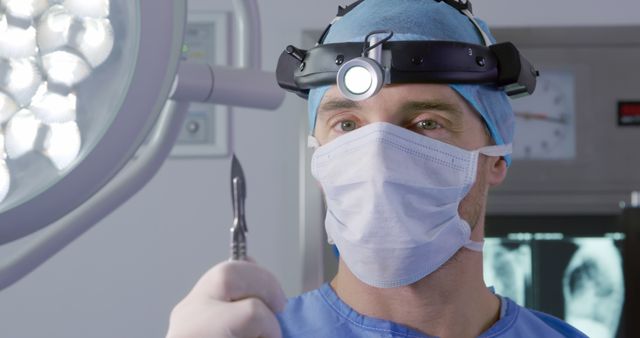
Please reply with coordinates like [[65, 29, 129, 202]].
[[0, 91, 18, 123], [75, 17, 115, 67], [0, 0, 285, 293], [0, 0, 185, 243], [36, 5, 74, 53], [41, 51, 92, 87], [0, 58, 42, 106], [42, 121, 81, 170], [336, 57, 384, 101], [38, 5, 115, 68], [4, 109, 41, 159], [30, 83, 77, 124], [0, 14, 38, 59], [0, 159, 8, 205], [0, 131, 11, 205], [63, 0, 110, 19], [1, 0, 49, 20]]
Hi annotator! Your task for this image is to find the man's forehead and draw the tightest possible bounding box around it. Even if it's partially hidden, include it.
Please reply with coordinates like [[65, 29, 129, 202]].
[[317, 84, 468, 118]]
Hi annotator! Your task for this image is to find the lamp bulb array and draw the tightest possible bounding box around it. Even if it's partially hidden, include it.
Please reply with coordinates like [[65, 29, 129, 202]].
[[0, 0, 112, 203]]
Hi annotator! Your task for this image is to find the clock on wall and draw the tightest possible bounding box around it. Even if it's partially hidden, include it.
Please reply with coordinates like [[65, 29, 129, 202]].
[[510, 69, 576, 160]]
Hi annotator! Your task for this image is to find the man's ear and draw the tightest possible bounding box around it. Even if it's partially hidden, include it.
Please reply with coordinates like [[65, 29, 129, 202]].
[[487, 157, 508, 187]]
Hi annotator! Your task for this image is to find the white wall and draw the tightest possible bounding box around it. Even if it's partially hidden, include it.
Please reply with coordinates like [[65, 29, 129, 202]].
[[0, 1, 637, 337]]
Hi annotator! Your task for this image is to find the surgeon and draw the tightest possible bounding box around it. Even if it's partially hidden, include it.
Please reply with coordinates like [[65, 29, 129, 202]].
[[166, 1, 587, 337]]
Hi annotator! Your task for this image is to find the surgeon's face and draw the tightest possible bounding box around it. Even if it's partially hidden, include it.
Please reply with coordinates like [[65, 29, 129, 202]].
[[314, 84, 507, 229]]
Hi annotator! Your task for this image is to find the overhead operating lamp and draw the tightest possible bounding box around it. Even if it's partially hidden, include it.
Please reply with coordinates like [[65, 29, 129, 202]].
[[0, 0, 284, 290]]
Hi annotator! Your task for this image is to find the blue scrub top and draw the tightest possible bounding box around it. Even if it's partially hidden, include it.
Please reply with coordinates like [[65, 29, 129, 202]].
[[277, 283, 587, 337]]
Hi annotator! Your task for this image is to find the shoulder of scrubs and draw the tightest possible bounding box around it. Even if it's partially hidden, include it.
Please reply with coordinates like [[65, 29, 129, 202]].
[[277, 283, 588, 338], [481, 296, 589, 338]]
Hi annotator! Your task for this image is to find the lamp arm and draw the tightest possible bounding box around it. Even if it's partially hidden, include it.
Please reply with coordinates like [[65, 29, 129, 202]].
[[232, 0, 261, 69], [170, 62, 284, 109], [0, 100, 190, 291]]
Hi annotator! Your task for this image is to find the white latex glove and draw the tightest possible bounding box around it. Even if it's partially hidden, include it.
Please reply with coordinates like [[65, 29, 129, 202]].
[[166, 259, 287, 338]]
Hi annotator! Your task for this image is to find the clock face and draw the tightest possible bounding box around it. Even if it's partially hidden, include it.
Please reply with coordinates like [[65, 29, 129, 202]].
[[510, 70, 576, 160]]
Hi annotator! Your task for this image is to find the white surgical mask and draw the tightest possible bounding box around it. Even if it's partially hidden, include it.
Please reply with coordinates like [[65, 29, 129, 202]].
[[310, 122, 511, 288]]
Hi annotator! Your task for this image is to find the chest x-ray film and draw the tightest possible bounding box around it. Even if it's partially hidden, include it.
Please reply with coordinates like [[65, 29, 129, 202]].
[[484, 233, 625, 338], [483, 238, 533, 307]]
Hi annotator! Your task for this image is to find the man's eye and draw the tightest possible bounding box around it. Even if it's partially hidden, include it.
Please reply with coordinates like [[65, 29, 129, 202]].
[[416, 120, 440, 130], [340, 120, 357, 132]]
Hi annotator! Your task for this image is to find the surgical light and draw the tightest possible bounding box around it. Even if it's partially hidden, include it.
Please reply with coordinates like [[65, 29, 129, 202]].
[[30, 83, 77, 123], [41, 51, 91, 87], [0, 132, 5, 159], [0, 159, 8, 205], [336, 55, 385, 101], [343, 66, 371, 95], [4, 109, 41, 159], [63, 0, 110, 19], [42, 121, 81, 170], [0, 15, 38, 59], [0, 0, 285, 291], [1, 0, 48, 20], [335, 32, 390, 101], [0, 0, 138, 224], [75, 17, 114, 67], [0, 58, 42, 106], [36, 5, 73, 53], [37, 6, 115, 69], [0, 91, 18, 123]]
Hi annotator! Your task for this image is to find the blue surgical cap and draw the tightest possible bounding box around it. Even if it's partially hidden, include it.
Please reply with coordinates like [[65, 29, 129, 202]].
[[308, 0, 514, 164]]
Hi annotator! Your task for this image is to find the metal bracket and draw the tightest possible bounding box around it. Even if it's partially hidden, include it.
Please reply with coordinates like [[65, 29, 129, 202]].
[[337, 0, 365, 17], [436, 0, 473, 13]]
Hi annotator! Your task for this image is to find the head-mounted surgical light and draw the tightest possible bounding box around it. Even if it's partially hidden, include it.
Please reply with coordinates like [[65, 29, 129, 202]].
[[336, 31, 391, 101], [0, 0, 284, 290], [341, 65, 372, 94], [277, 0, 539, 101]]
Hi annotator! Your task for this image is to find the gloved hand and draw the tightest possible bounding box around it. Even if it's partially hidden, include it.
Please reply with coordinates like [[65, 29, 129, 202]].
[[166, 259, 287, 338]]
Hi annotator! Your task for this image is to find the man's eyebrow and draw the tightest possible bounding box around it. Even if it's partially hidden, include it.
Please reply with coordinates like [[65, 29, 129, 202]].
[[398, 100, 463, 120], [318, 98, 360, 115]]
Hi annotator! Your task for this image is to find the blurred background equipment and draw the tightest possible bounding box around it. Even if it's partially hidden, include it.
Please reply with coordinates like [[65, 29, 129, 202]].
[[622, 192, 639, 338]]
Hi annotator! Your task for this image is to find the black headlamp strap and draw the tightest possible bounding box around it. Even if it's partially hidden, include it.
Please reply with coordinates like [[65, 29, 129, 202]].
[[434, 0, 492, 47], [317, 0, 366, 45], [459, 7, 492, 47], [338, 0, 366, 17]]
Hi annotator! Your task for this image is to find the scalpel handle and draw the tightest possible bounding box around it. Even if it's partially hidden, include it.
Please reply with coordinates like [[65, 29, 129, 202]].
[[230, 222, 247, 261]]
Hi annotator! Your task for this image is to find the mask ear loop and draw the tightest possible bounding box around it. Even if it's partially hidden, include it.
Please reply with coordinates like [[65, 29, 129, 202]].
[[308, 135, 320, 149], [464, 240, 484, 252], [477, 143, 512, 157], [474, 143, 512, 177], [458, 142, 510, 253]]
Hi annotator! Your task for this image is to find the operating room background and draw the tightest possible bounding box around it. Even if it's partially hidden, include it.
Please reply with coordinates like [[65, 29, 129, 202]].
[[0, 1, 638, 337]]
